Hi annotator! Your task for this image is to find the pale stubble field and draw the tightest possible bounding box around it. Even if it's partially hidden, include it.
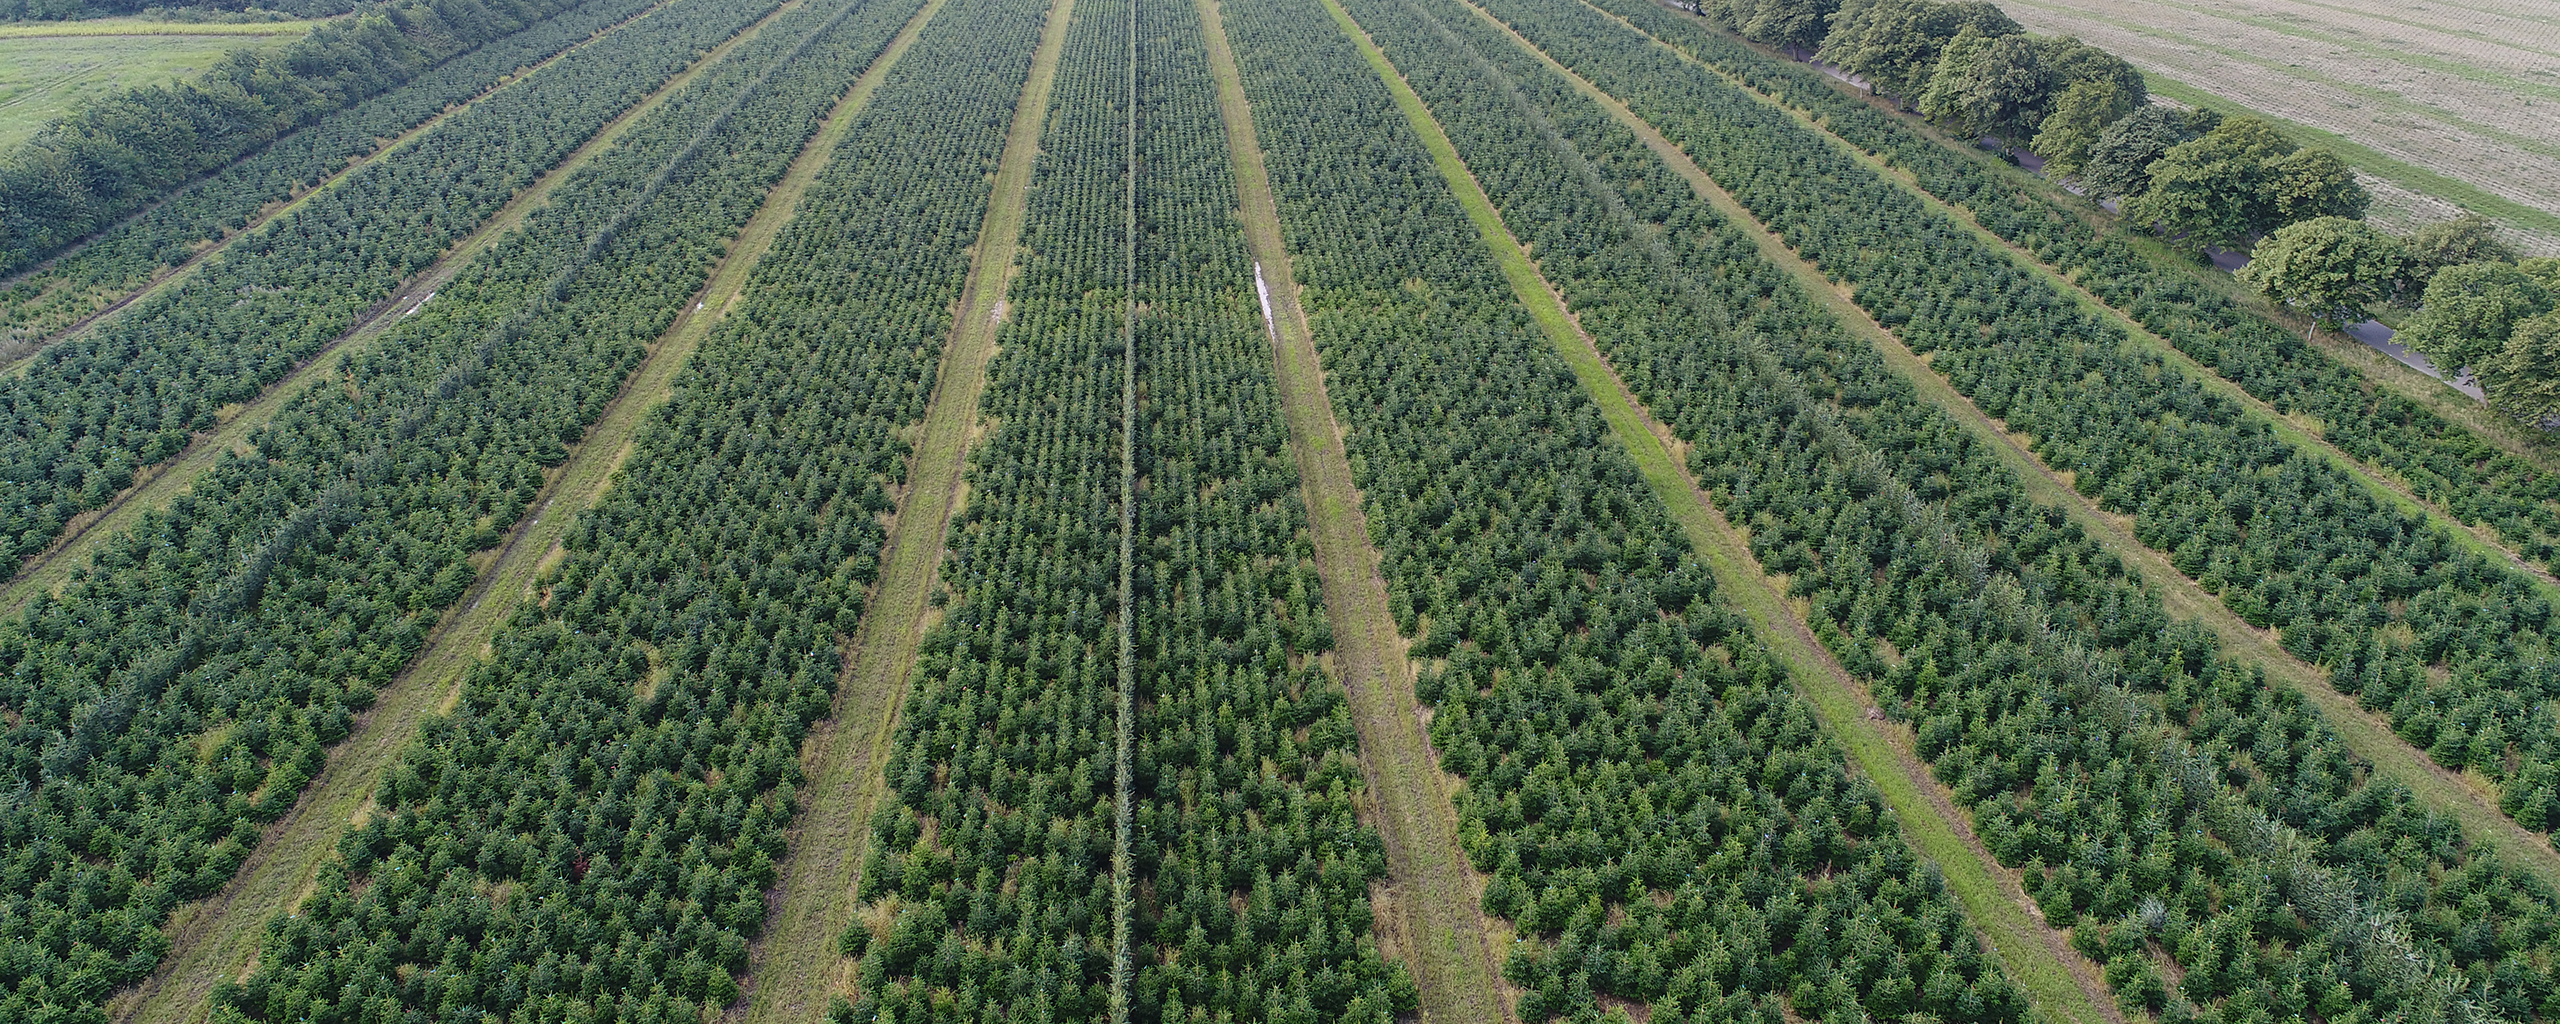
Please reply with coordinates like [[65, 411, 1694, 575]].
[[1997, 0, 2560, 253]]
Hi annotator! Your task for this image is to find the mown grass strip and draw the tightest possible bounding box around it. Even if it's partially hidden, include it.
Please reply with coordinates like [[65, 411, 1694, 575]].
[[97, 6, 930, 1022], [0, 0, 683, 374], [1317, 4, 2119, 1022], [0, 18, 330, 38], [0, 0, 805, 622], [1545, 0, 2560, 892], [1197, 0, 1514, 1019], [1108, 0, 1139, 1015], [730, 0, 1075, 1016]]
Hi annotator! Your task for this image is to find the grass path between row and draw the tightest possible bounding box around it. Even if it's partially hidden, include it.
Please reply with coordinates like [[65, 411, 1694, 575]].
[[1317, 4, 2118, 1023], [1574, 0, 2560, 886], [0, 0, 804, 622], [727, 0, 1076, 1015], [0, 0, 680, 370], [1106, 0, 1138, 1012], [97, 0, 897, 1018], [1197, 1, 1514, 1020], [1599, 0, 2560, 606]]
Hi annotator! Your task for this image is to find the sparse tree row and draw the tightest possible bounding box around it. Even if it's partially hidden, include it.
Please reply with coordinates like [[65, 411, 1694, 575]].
[[1223, 0, 2037, 1020], [0, 0, 606, 272], [837, 0, 1410, 1016], [0, 0, 672, 346], [1427, 0, 2560, 1018], [1538, 0, 2560, 857], [1601, 0, 2560, 593], [0, 0, 928, 1016], [0, 0, 790, 566], [1684, 0, 2367, 256]]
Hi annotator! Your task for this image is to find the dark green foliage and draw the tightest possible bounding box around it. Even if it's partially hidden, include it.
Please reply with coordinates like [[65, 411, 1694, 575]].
[[2121, 116, 2368, 252], [0, 0, 928, 1019], [2077, 104, 2215, 202], [1424, 0, 2560, 1017], [0, 0, 785, 570], [195, 0, 993, 1019], [0, 0, 594, 271], [1815, 0, 2016, 106], [839, 1, 1409, 1018], [0, 0, 670, 344], [1233, 0, 2032, 1019], [2398, 214, 2519, 294], [1591, 0, 2560, 860]]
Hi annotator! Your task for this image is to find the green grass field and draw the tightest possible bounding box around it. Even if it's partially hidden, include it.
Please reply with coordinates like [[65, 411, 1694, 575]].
[[0, 20, 320, 149]]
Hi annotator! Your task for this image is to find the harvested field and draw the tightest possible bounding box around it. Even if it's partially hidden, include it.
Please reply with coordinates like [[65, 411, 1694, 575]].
[[0, 23, 316, 149], [1996, 0, 2560, 252]]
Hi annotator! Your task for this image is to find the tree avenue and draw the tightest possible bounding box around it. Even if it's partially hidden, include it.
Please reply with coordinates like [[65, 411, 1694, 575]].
[[7, 0, 2559, 1021]]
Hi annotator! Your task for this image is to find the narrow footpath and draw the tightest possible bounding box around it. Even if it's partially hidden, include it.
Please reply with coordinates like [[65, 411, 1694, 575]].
[[729, 0, 1076, 1016], [1319, 3, 2123, 1022], [100, 0, 936, 1020], [1199, 1, 1514, 1020], [1522, 0, 2560, 888], [0, 0, 808, 620]]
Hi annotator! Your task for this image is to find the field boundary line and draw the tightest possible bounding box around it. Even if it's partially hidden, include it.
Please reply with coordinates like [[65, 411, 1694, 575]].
[[1319, 3, 2123, 1021], [97, 0, 916, 1018], [0, 0, 682, 370], [0, 19, 329, 38], [1663, 4, 2560, 479], [1988, 0, 2560, 168], [1197, 0, 1513, 1020], [1505, 0, 2560, 888], [726, 0, 1076, 1015], [1728, 16, 2560, 480], [0, 0, 807, 621], [1583, 0, 2560, 608], [1639, 2, 2560, 478]]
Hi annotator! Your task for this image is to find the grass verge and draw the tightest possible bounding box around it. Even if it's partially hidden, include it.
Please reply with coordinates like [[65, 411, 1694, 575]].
[[0, 0, 681, 370], [1318, 5, 2119, 1023], [726, 0, 1074, 1016], [0, 0, 803, 620], [1198, 0, 1513, 1020], [0, 31, 307, 150]]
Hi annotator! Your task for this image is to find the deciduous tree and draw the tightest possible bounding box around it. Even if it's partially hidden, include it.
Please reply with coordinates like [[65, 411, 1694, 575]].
[[2397, 260, 2554, 373], [2237, 216, 2403, 332], [2077, 104, 2215, 200], [2488, 313, 2560, 424]]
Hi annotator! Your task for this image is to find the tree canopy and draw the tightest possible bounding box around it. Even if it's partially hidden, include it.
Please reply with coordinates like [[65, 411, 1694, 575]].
[[1819, 0, 2018, 105], [2236, 216, 2403, 332], [2123, 116, 2367, 252], [2397, 260, 2557, 373]]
